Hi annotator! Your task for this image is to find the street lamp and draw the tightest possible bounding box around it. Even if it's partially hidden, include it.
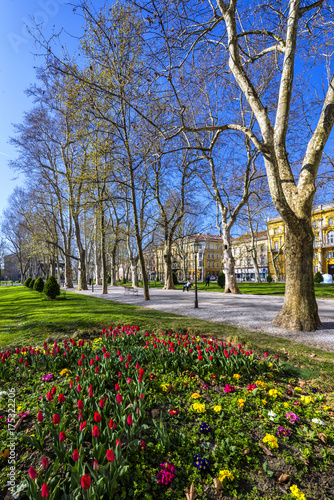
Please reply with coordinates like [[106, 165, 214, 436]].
[[193, 239, 199, 308]]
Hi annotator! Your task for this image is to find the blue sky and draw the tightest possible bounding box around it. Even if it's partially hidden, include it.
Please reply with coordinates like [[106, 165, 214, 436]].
[[0, 0, 90, 216]]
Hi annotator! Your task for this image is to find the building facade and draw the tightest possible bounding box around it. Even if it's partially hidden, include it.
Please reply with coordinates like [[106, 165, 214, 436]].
[[267, 202, 334, 280], [231, 230, 269, 281]]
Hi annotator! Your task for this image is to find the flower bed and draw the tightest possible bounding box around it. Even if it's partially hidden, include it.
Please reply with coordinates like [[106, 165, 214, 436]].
[[0, 326, 333, 499]]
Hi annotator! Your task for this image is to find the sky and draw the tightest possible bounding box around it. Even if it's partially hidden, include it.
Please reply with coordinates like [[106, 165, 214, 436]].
[[0, 0, 96, 216]]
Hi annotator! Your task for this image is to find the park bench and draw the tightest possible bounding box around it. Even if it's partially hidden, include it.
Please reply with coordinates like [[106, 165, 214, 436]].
[[123, 286, 139, 296]]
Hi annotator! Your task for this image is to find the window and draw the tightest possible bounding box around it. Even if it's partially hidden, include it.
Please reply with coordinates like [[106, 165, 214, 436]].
[[274, 241, 278, 251], [314, 252, 317, 260], [260, 246, 264, 253], [327, 231, 334, 244], [314, 237, 317, 247], [207, 244, 210, 249], [247, 259, 251, 267], [329, 218, 333, 226], [216, 253, 219, 259], [260, 255, 265, 266], [274, 228, 277, 235], [312, 221, 316, 228]]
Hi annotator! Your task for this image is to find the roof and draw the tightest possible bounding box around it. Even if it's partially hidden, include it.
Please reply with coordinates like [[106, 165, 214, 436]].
[[232, 230, 268, 243]]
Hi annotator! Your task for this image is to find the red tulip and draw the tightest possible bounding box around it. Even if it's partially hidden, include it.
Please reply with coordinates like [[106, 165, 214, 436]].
[[106, 449, 115, 462], [99, 399, 105, 408], [127, 414, 133, 426], [41, 483, 49, 498], [59, 431, 66, 442], [79, 421, 86, 431], [88, 389, 93, 397], [53, 414, 60, 425], [93, 460, 99, 471], [95, 367, 99, 373], [58, 394, 65, 403], [116, 439, 121, 447], [92, 425, 100, 437], [41, 457, 49, 469], [73, 449, 80, 461], [37, 411, 44, 422], [81, 474, 91, 490], [77, 384, 82, 392], [94, 412, 102, 423], [109, 418, 116, 429], [78, 360, 83, 366], [28, 467, 38, 479], [77, 400, 84, 409], [46, 392, 53, 401], [114, 383, 120, 391], [116, 393, 122, 403], [51, 386, 57, 395]]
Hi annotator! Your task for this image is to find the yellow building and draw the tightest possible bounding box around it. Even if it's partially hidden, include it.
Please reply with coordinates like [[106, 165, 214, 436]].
[[231, 230, 269, 281], [267, 202, 334, 280]]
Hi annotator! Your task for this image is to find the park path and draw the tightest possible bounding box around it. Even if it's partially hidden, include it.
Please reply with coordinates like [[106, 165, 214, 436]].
[[65, 285, 334, 353]]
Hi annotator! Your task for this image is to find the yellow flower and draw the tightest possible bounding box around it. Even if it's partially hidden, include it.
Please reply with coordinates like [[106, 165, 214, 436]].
[[233, 374, 241, 380], [238, 399, 245, 407], [290, 484, 306, 500], [191, 402, 206, 413], [268, 389, 282, 398], [283, 402, 289, 408], [160, 384, 168, 392], [294, 387, 303, 392], [323, 405, 331, 411], [256, 380, 267, 388], [262, 434, 279, 449], [300, 395, 313, 405], [218, 469, 234, 483], [269, 362, 273, 368], [191, 393, 201, 399], [30, 434, 35, 437], [267, 373, 274, 378], [60, 368, 70, 376], [261, 399, 267, 405], [17, 406, 22, 411], [213, 405, 222, 413]]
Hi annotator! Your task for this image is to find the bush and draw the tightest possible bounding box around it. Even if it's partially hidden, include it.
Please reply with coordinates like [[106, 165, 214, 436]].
[[29, 279, 35, 289], [314, 271, 323, 283], [24, 278, 32, 287], [172, 272, 178, 285], [43, 275, 60, 300], [33, 276, 44, 292], [266, 274, 273, 283], [218, 272, 225, 288], [122, 277, 127, 284]]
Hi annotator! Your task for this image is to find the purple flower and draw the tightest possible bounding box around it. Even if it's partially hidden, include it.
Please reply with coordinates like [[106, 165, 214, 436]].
[[285, 412, 300, 424], [277, 426, 291, 437], [41, 373, 54, 382], [223, 384, 235, 393], [156, 463, 175, 485]]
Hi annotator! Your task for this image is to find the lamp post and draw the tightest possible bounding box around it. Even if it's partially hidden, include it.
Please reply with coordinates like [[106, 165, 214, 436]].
[[193, 240, 199, 308]]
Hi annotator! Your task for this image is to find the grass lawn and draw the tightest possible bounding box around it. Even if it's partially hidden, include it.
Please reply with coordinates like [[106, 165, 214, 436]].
[[0, 287, 334, 499]]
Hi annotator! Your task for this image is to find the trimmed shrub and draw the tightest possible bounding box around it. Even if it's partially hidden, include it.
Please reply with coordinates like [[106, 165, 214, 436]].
[[218, 272, 225, 288], [314, 271, 323, 283], [24, 278, 32, 288], [33, 276, 45, 292], [43, 275, 60, 300], [266, 274, 273, 283], [29, 279, 35, 289], [172, 272, 178, 285]]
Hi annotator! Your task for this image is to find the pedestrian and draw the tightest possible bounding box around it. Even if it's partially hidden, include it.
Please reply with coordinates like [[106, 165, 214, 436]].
[[205, 275, 210, 287], [183, 279, 192, 292]]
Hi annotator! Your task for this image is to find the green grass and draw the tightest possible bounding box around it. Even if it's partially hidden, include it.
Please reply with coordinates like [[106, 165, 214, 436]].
[[138, 280, 334, 298], [1, 286, 334, 391]]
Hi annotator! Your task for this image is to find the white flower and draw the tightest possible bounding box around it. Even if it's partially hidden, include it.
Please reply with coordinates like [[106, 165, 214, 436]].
[[268, 410, 277, 421], [312, 418, 325, 426]]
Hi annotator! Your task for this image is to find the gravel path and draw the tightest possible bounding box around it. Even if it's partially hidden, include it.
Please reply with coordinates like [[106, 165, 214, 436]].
[[65, 286, 334, 353]]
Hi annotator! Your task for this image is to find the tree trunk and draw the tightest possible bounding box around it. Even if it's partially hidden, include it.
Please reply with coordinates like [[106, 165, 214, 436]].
[[222, 225, 241, 294], [273, 222, 322, 331], [64, 252, 73, 288], [163, 241, 175, 289], [110, 246, 117, 286], [101, 209, 107, 294], [94, 219, 101, 285], [130, 257, 139, 287]]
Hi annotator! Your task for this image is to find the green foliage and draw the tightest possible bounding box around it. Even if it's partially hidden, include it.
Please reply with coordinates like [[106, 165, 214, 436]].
[[218, 272, 225, 288], [122, 277, 127, 284], [314, 271, 323, 283], [33, 276, 45, 292], [29, 279, 35, 289], [43, 275, 60, 300], [266, 274, 273, 283], [24, 277, 32, 287], [172, 272, 178, 285]]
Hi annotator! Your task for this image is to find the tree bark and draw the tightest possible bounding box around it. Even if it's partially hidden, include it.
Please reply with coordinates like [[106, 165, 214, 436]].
[[163, 240, 175, 289], [110, 246, 118, 286], [222, 225, 241, 294], [273, 222, 322, 331], [130, 256, 139, 287]]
